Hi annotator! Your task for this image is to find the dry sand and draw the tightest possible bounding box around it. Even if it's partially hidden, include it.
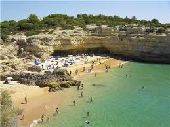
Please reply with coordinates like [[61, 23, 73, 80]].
[[63, 56, 125, 79], [0, 83, 77, 127], [0, 57, 125, 127]]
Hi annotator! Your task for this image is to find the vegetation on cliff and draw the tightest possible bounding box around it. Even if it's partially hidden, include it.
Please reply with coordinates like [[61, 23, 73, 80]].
[[1, 14, 170, 41], [0, 91, 22, 127]]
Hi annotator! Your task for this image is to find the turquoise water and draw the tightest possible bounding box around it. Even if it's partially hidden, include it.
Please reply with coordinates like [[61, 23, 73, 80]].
[[39, 62, 170, 127]]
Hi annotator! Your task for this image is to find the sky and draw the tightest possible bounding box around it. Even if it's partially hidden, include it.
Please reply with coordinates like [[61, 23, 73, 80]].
[[1, 0, 170, 23]]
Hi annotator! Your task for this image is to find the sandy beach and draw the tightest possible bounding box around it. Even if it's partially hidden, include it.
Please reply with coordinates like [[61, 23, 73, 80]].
[[62, 56, 125, 79], [0, 57, 125, 127]]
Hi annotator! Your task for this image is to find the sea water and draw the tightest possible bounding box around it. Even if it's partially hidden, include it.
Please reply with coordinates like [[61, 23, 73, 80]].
[[39, 62, 170, 127]]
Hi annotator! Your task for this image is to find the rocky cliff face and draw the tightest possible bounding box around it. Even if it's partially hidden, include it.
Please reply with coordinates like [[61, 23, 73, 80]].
[[7, 33, 170, 63], [103, 35, 170, 63]]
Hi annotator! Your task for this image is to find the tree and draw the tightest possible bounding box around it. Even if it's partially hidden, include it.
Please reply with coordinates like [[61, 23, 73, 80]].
[[1, 21, 10, 28], [151, 18, 159, 25], [17, 19, 35, 30], [28, 14, 40, 24], [0, 13, 167, 42], [1, 21, 12, 41], [131, 16, 137, 21]]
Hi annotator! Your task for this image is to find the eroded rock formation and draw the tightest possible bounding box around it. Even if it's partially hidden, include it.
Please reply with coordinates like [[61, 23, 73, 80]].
[[10, 33, 170, 63]]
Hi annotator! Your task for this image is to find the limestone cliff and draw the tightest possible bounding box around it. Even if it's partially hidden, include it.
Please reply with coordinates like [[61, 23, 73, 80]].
[[6, 32, 170, 63]]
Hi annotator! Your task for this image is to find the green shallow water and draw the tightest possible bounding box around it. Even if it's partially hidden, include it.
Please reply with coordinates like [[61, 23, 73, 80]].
[[39, 62, 170, 127]]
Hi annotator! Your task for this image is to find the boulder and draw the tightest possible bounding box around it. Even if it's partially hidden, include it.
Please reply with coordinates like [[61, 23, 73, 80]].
[[53, 68, 69, 76], [0, 68, 80, 91], [59, 81, 70, 88], [36, 79, 59, 87], [67, 80, 81, 86], [28, 65, 42, 72]]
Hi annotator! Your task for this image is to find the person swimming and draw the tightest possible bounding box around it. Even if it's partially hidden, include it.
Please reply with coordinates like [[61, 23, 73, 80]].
[[87, 112, 90, 117], [85, 120, 90, 124], [90, 97, 93, 103]]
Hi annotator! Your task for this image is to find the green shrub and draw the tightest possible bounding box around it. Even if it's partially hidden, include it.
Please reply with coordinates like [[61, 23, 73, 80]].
[[25, 30, 40, 36], [0, 90, 22, 127]]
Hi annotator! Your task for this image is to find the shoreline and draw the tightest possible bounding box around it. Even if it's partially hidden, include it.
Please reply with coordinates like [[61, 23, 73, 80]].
[[0, 57, 126, 127]]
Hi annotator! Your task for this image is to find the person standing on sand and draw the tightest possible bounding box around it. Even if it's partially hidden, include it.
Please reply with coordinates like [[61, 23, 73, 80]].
[[73, 100, 76, 106], [75, 69, 78, 75], [20, 114, 24, 120], [81, 84, 84, 89], [70, 70, 72, 75], [91, 64, 94, 70], [77, 84, 80, 90], [119, 63, 121, 68], [24, 96, 27, 104], [80, 91, 83, 97], [56, 107, 59, 114], [83, 67, 86, 72], [105, 64, 107, 69], [53, 107, 59, 116], [41, 114, 45, 122]]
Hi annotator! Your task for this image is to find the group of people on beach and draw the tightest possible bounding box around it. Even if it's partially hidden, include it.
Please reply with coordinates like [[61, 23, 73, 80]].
[[24, 57, 119, 126], [118, 63, 124, 68], [72, 58, 112, 78]]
